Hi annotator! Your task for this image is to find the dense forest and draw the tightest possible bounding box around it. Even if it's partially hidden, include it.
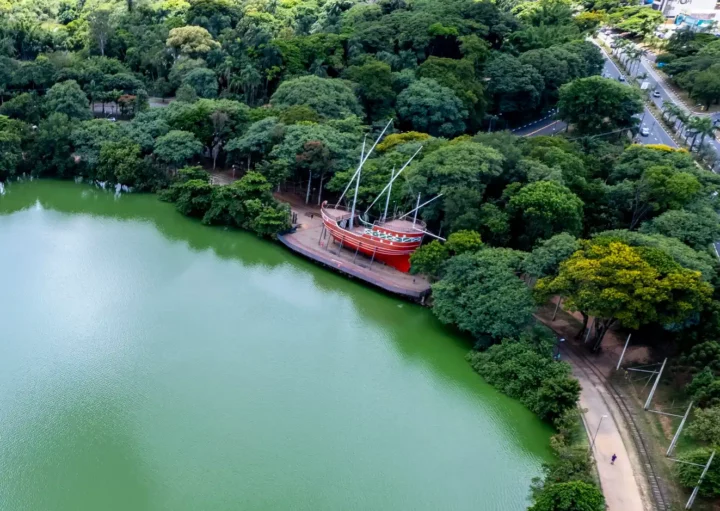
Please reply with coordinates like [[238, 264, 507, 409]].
[[2, 0, 720, 507]]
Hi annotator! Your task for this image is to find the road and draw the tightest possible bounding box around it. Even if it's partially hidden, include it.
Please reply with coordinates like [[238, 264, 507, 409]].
[[598, 45, 677, 148], [513, 46, 677, 148]]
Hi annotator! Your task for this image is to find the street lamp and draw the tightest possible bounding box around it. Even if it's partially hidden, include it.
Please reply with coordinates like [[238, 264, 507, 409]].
[[590, 415, 608, 452], [554, 337, 565, 360]]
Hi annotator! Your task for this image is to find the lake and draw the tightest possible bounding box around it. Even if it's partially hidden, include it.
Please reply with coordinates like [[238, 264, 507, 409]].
[[0, 180, 552, 511]]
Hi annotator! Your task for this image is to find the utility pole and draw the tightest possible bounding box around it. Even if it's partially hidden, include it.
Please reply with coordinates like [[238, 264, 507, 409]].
[[552, 297, 563, 322], [589, 415, 607, 452], [686, 451, 715, 509], [667, 401, 693, 457], [644, 358, 667, 410], [616, 333, 632, 370]]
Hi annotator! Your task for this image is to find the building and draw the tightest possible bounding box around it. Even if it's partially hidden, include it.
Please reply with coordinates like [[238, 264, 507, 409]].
[[653, 0, 719, 23]]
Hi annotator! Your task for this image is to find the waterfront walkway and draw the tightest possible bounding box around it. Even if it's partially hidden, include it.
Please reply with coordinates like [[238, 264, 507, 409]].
[[276, 196, 431, 300]]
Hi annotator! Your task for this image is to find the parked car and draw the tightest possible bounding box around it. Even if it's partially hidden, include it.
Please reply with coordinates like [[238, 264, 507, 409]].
[[618, 75, 626, 82], [652, 90, 661, 98]]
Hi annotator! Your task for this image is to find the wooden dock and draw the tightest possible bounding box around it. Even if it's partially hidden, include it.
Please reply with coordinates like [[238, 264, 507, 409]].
[[276, 202, 431, 301]]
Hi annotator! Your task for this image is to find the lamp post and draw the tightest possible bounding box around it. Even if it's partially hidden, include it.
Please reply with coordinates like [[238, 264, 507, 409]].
[[554, 337, 565, 361], [590, 415, 608, 452]]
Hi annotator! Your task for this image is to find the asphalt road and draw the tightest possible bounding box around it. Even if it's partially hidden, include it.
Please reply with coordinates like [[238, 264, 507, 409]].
[[634, 54, 720, 155], [513, 46, 677, 148]]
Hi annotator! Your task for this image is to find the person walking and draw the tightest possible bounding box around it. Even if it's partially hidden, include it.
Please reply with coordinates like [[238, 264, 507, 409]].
[[611, 454, 617, 465]]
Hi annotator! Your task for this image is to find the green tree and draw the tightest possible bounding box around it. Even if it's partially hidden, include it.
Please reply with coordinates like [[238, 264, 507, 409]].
[[529, 481, 605, 511], [409, 240, 448, 277], [87, 4, 115, 57], [270, 123, 357, 203], [485, 54, 545, 115], [687, 406, 720, 446], [344, 59, 395, 121], [686, 368, 720, 408], [508, 181, 583, 248], [166, 26, 219, 59], [467, 333, 581, 422], [181, 68, 218, 99], [0, 117, 22, 181], [45, 80, 92, 120], [171, 178, 215, 217], [226, 117, 285, 170], [523, 233, 580, 279], [417, 57, 485, 125], [446, 230, 483, 255], [0, 92, 44, 124], [609, 165, 701, 229], [432, 249, 534, 341], [536, 241, 713, 350], [676, 448, 720, 497], [153, 130, 203, 169], [478, 203, 511, 246], [97, 142, 149, 187], [396, 78, 467, 137], [558, 77, 643, 135], [270, 76, 363, 120], [406, 141, 504, 228], [678, 341, 720, 375], [176, 84, 198, 103], [32, 113, 75, 178], [691, 68, 720, 110], [593, 229, 717, 282], [642, 209, 720, 251]]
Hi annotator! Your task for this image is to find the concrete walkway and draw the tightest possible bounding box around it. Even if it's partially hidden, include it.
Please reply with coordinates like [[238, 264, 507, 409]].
[[565, 348, 648, 511]]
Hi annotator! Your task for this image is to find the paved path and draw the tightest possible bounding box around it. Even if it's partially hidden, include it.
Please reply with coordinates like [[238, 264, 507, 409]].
[[564, 347, 648, 511], [566, 350, 648, 510]]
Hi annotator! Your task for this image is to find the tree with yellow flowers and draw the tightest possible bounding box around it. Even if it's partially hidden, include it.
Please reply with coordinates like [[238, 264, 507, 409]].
[[535, 240, 712, 351]]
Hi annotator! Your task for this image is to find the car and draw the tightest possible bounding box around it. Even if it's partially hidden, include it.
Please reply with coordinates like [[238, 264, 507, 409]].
[[640, 127, 650, 137], [652, 90, 661, 98], [618, 75, 626, 82]]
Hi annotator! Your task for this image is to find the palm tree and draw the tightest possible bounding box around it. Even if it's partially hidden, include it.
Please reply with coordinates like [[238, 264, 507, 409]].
[[661, 101, 677, 124], [633, 48, 647, 76], [691, 116, 717, 150], [673, 109, 687, 134]]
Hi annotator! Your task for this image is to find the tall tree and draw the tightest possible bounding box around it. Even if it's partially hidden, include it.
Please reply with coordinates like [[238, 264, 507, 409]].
[[536, 240, 712, 350], [44, 80, 92, 120], [396, 78, 467, 137], [270, 76, 363, 120], [508, 181, 583, 248], [558, 77, 643, 135], [432, 249, 535, 342]]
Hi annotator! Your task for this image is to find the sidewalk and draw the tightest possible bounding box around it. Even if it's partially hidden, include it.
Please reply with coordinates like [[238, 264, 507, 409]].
[[566, 348, 648, 511]]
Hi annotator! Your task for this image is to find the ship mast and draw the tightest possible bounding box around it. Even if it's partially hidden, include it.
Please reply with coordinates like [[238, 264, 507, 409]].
[[364, 146, 422, 217], [349, 136, 366, 230], [398, 194, 444, 224], [382, 167, 395, 223], [333, 119, 392, 211]]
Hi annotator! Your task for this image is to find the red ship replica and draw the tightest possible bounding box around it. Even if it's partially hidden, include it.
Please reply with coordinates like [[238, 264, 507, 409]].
[[319, 121, 443, 273]]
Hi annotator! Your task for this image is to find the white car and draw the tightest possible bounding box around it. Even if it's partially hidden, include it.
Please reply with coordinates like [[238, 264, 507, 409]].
[[640, 127, 650, 137], [652, 90, 661, 98]]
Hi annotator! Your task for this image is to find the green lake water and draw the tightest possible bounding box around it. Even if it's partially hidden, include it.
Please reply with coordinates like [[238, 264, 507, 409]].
[[0, 180, 552, 511]]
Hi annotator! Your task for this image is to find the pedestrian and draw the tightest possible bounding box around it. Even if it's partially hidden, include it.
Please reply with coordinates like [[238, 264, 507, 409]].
[[611, 454, 617, 465]]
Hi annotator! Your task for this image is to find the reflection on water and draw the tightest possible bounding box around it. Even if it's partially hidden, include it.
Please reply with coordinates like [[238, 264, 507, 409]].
[[0, 180, 552, 511]]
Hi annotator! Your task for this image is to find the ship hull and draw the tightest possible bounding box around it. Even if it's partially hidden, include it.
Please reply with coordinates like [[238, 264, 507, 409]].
[[320, 206, 423, 273]]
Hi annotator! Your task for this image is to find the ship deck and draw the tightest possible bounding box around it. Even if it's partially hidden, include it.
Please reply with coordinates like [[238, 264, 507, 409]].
[[276, 199, 431, 301]]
